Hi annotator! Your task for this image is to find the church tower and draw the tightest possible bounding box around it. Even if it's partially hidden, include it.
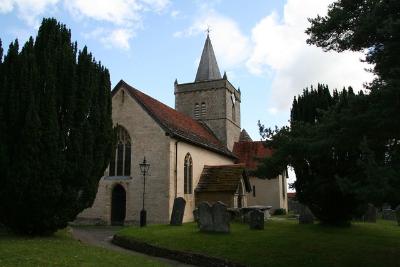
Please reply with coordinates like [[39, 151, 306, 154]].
[[175, 34, 241, 151]]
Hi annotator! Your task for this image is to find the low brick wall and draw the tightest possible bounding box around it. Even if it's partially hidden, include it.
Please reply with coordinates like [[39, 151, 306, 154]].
[[112, 234, 245, 267]]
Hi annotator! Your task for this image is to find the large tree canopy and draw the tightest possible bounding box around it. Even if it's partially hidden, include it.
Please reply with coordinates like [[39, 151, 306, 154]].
[[257, 0, 400, 225], [0, 18, 114, 235]]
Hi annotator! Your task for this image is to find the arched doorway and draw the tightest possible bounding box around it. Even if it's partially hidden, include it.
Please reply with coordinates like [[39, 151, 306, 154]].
[[111, 184, 126, 225]]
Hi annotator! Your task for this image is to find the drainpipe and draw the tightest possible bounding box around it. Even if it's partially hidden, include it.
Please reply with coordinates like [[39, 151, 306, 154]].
[[175, 141, 179, 199]]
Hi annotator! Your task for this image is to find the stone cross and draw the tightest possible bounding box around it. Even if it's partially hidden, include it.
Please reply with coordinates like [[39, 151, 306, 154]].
[[170, 197, 186, 226], [249, 209, 264, 230]]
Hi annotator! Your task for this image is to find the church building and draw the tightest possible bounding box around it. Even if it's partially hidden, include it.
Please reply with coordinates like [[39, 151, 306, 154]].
[[77, 35, 287, 225]]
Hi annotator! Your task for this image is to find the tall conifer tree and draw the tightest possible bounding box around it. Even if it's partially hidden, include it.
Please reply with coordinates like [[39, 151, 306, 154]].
[[0, 18, 113, 235]]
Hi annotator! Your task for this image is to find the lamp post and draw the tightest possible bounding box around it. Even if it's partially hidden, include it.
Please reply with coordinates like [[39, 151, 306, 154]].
[[139, 156, 150, 227]]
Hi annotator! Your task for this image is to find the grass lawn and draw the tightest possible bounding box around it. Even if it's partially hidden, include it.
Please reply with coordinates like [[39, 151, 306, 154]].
[[117, 219, 400, 267], [0, 227, 169, 267]]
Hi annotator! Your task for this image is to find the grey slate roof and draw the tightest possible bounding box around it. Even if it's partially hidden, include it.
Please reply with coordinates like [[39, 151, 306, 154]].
[[195, 35, 222, 82], [239, 129, 253, 142]]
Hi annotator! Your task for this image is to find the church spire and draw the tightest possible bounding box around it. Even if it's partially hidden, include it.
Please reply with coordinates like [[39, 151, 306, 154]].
[[194, 34, 222, 82]]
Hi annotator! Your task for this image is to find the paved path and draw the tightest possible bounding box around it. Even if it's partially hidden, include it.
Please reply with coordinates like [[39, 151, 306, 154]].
[[70, 226, 195, 267]]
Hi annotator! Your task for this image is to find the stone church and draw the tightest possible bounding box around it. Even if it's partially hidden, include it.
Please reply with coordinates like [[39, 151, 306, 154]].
[[77, 35, 287, 225]]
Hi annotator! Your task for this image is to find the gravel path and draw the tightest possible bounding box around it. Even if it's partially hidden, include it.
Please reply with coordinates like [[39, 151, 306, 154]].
[[70, 226, 196, 267]]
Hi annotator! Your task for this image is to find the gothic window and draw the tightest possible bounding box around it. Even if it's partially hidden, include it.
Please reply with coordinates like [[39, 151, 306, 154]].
[[232, 104, 236, 122], [184, 153, 193, 194], [109, 126, 131, 176], [201, 102, 206, 117], [194, 103, 200, 119]]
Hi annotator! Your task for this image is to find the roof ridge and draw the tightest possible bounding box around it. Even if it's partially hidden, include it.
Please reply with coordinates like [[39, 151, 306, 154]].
[[113, 81, 236, 159]]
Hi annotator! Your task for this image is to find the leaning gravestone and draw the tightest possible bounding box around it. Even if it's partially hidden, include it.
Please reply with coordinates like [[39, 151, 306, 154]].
[[299, 205, 314, 224], [198, 202, 214, 232], [170, 197, 186, 226], [396, 205, 400, 226], [364, 203, 377, 223], [212, 201, 230, 233], [249, 209, 264, 230]]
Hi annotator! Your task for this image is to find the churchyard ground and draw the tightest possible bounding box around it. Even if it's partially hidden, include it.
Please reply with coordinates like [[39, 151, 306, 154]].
[[116, 219, 400, 267], [0, 227, 169, 267]]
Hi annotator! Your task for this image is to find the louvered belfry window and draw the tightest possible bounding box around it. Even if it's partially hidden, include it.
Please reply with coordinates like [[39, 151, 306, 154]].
[[109, 126, 131, 176], [194, 103, 200, 119], [184, 153, 193, 194], [201, 102, 206, 117]]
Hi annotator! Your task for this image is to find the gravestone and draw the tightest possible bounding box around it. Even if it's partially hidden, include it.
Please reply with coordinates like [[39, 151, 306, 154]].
[[364, 203, 377, 223], [193, 208, 199, 222], [198, 202, 213, 232], [249, 210, 264, 230], [396, 205, 400, 226], [299, 205, 314, 224], [170, 197, 186, 226], [212, 201, 230, 233], [382, 209, 396, 221]]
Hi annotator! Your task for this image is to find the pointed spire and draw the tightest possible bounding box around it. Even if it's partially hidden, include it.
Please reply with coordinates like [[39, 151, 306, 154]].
[[195, 34, 222, 82], [223, 71, 227, 80]]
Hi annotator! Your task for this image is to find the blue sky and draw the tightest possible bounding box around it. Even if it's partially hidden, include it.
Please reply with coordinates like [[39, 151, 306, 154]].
[[0, 0, 373, 141], [1, 0, 375, 190]]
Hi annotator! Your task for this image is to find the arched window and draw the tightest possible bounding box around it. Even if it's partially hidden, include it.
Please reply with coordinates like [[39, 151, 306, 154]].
[[201, 102, 206, 117], [184, 153, 193, 194], [194, 103, 200, 119], [232, 104, 236, 122], [109, 126, 131, 176]]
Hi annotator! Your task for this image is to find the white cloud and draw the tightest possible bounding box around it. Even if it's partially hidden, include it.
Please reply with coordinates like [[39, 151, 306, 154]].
[[0, 0, 59, 26], [1, 0, 169, 50], [174, 10, 250, 69], [247, 0, 374, 111]]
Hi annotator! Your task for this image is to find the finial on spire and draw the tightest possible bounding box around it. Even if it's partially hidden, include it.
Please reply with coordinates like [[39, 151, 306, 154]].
[[206, 25, 211, 36], [223, 71, 227, 80], [174, 78, 178, 85]]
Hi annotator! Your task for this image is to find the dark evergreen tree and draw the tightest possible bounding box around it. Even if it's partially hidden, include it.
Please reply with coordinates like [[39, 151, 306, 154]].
[[0, 18, 113, 235], [257, 0, 400, 225]]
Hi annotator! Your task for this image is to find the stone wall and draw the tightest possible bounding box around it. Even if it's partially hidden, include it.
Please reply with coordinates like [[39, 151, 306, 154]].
[[77, 86, 172, 224], [247, 175, 288, 211], [168, 140, 234, 223], [175, 79, 241, 151]]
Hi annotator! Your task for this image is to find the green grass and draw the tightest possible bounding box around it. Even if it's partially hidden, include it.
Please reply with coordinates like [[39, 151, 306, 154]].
[[117, 220, 400, 267], [0, 227, 169, 267]]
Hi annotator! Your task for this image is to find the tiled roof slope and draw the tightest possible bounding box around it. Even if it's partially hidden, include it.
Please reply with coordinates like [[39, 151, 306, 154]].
[[113, 80, 235, 158], [233, 141, 273, 171], [195, 164, 251, 193]]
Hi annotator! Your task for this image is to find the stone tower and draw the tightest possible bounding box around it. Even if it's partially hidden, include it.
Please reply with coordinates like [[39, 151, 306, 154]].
[[175, 34, 241, 151]]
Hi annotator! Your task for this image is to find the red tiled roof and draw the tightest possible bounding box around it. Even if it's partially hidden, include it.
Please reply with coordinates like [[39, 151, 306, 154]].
[[232, 141, 273, 170], [113, 80, 235, 158], [195, 164, 251, 193]]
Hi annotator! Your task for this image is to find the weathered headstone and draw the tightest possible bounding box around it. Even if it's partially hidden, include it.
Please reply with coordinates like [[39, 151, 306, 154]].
[[212, 201, 230, 233], [364, 203, 377, 223], [299, 205, 314, 224], [198, 202, 213, 232], [193, 208, 199, 222], [382, 209, 396, 221], [396, 205, 400, 226], [170, 197, 186, 226], [249, 209, 264, 230]]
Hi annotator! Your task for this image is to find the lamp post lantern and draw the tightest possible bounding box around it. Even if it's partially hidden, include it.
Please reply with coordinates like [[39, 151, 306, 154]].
[[139, 156, 150, 227]]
